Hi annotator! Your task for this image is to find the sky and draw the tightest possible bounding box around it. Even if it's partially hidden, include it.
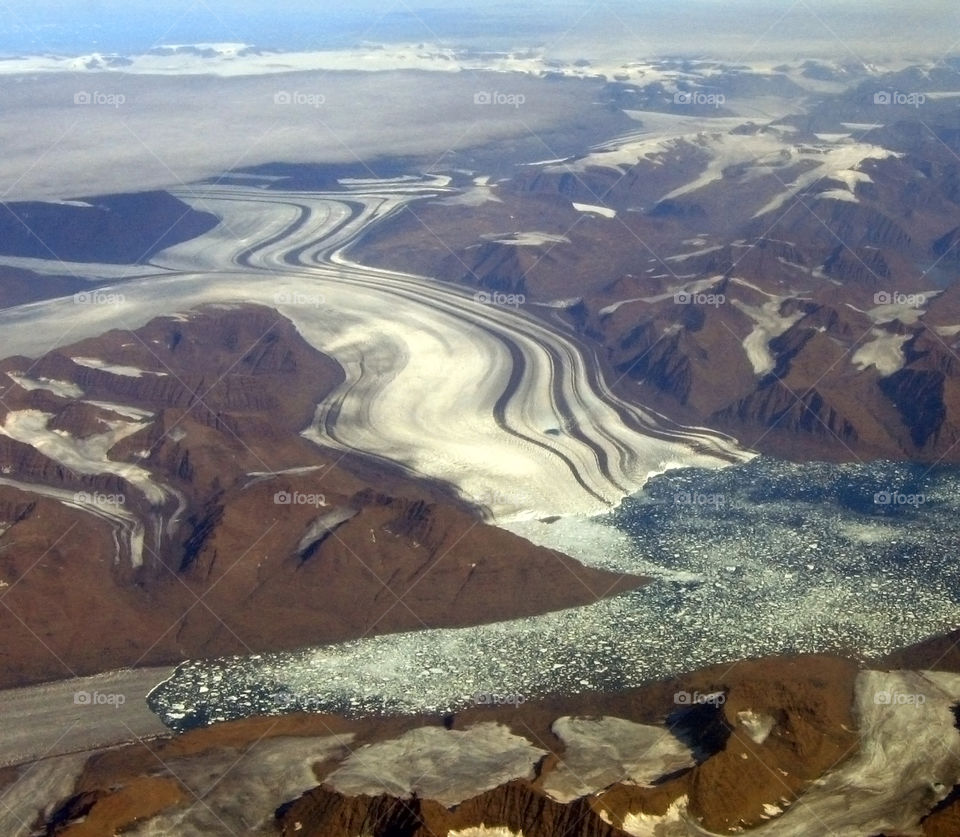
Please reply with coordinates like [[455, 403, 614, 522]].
[[0, 1, 957, 60]]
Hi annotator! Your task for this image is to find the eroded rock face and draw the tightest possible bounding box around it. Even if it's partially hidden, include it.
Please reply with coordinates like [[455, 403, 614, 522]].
[[0, 305, 646, 688], [277, 781, 631, 837]]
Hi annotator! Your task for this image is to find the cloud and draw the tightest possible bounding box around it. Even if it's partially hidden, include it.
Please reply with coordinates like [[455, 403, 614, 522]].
[[0, 70, 614, 201]]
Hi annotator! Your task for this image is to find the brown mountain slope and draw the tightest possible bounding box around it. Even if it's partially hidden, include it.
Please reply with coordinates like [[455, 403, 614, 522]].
[[0, 305, 645, 688]]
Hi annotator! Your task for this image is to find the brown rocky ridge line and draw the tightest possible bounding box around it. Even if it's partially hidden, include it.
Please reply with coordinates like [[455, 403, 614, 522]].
[[12, 654, 900, 837]]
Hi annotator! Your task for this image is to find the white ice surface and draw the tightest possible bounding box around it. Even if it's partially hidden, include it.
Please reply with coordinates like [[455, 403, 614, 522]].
[[733, 299, 804, 376], [435, 185, 503, 207], [752, 145, 900, 218], [589, 125, 897, 222], [530, 297, 583, 310], [817, 188, 859, 203], [659, 131, 794, 203], [0, 753, 89, 837], [543, 716, 695, 803], [599, 276, 726, 316], [621, 797, 689, 837], [859, 294, 938, 326], [126, 736, 353, 836], [664, 245, 724, 262], [490, 232, 570, 247], [0, 410, 164, 505], [598, 298, 648, 316], [545, 114, 750, 175], [326, 723, 547, 807], [83, 400, 155, 420], [0, 474, 147, 567], [0, 47, 868, 88], [851, 331, 909, 376], [296, 507, 355, 554], [71, 356, 168, 377], [6, 372, 83, 399], [0, 254, 166, 280], [829, 169, 873, 189], [729, 670, 960, 835], [737, 710, 776, 745], [572, 202, 617, 219], [0, 184, 747, 524]]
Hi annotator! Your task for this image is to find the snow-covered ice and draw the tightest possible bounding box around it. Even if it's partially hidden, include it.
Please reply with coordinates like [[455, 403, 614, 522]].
[[544, 716, 695, 802], [71, 356, 168, 378], [325, 723, 546, 807]]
